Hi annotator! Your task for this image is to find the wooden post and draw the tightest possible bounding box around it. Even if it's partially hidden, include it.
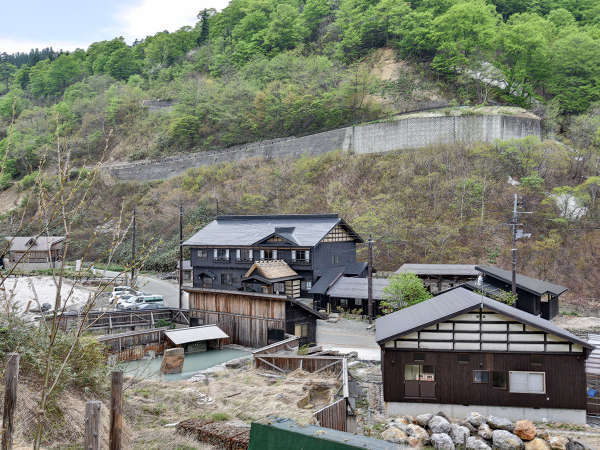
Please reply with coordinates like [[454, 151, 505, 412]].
[[85, 401, 101, 450], [2, 353, 20, 450], [109, 371, 123, 450]]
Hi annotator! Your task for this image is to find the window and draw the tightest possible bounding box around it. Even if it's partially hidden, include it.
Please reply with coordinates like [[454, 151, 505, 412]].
[[509, 371, 546, 394], [404, 364, 435, 381], [215, 248, 229, 261], [457, 354, 470, 364], [197, 249, 208, 259], [332, 255, 341, 265], [261, 249, 276, 260], [473, 370, 489, 383], [294, 323, 309, 337], [238, 249, 252, 261], [293, 250, 309, 263], [273, 282, 285, 294], [492, 371, 507, 389], [306, 281, 312, 290]]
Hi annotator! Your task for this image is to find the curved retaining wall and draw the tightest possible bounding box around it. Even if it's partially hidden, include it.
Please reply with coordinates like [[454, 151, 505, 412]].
[[107, 113, 541, 181]]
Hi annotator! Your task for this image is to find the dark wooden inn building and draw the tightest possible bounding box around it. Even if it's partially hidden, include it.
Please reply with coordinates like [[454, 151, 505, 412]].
[[182, 214, 365, 298], [376, 287, 592, 424]]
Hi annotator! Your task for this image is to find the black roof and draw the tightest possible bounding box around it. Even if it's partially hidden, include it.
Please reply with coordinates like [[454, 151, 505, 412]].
[[375, 287, 591, 349], [183, 214, 363, 247], [327, 276, 390, 300], [476, 265, 568, 296], [309, 262, 369, 295], [397, 263, 478, 276]]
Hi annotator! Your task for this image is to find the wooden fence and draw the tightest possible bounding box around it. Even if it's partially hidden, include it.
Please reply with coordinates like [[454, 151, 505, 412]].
[[252, 352, 351, 432], [251, 335, 300, 356], [52, 308, 185, 333], [97, 327, 169, 362]]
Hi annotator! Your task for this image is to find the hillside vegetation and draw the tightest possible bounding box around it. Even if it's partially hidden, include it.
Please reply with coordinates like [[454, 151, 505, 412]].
[[0, 0, 599, 303]]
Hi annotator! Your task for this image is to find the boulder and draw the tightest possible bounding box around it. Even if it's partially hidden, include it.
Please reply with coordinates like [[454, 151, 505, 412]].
[[460, 420, 478, 434], [160, 348, 184, 374], [493, 430, 524, 450], [406, 423, 430, 445], [429, 415, 452, 434], [478, 423, 493, 440], [415, 413, 434, 427], [565, 440, 586, 450], [467, 412, 487, 427], [548, 436, 569, 450], [450, 423, 470, 446], [436, 410, 451, 421], [430, 433, 455, 450], [381, 426, 408, 444], [514, 420, 537, 441], [525, 438, 551, 450], [466, 436, 492, 450], [488, 415, 515, 431]]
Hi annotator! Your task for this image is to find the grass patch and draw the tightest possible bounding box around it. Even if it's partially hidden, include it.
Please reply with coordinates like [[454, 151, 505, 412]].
[[210, 412, 230, 422]]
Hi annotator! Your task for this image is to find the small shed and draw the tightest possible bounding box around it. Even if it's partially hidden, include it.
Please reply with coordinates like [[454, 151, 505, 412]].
[[242, 260, 302, 298], [396, 264, 478, 294], [465, 265, 568, 320], [164, 325, 228, 353]]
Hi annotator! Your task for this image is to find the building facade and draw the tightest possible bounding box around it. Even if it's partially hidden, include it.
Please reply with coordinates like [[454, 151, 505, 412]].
[[396, 264, 479, 294], [183, 214, 364, 297], [464, 265, 567, 320], [376, 287, 592, 424]]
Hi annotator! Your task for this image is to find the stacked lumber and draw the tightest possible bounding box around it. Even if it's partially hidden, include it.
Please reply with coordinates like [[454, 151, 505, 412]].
[[177, 418, 250, 449]]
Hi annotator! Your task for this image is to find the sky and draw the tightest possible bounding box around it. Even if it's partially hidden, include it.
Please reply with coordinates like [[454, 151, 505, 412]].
[[1, 0, 230, 54]]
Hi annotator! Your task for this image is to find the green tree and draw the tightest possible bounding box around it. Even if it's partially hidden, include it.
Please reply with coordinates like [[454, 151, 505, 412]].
[[106, 47, 140, 80], [380, 273, 432, 314], [0, 54, 16, 93], [264, 4, 308, 52], [432, 0, 500, 74]]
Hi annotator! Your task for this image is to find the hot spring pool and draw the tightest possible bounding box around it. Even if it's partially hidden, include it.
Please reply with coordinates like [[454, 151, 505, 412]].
[[118, 347, 250, 381]]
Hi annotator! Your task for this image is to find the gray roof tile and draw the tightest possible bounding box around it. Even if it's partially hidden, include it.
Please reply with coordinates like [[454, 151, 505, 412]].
[[477, 265, 568, 296], [375, 287, 591, 348], [183, 214, 362, 247]]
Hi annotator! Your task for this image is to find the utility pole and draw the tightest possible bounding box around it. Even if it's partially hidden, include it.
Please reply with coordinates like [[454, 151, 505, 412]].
[[367, 236, 374, 324], [179, 204, 183, 314], [131, 207, 136, 287], [506, 194, 532, 295]]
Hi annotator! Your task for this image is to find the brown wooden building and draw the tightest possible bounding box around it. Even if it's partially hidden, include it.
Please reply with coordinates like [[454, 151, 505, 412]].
[[376, 287, 593, 424], [395, 264, 478, 294], [185, 288, 325, 347], [3, 236, 65, 264]]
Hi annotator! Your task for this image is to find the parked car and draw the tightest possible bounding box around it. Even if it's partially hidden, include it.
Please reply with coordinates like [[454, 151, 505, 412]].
[[116, 294, 164, 310], [136, 302, 166, 310]]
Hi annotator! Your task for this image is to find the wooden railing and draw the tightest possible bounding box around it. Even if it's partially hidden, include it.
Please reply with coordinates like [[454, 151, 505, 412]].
[[251, 335, 300, 355]]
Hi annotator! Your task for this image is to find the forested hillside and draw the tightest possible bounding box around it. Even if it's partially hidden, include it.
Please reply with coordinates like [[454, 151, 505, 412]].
[[0, 0, 599, 304]]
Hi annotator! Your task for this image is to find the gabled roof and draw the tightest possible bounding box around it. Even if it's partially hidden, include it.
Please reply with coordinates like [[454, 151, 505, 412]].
[[309, 262, 369, 295], [396, 263, 478, 276], [326, 276, 390, 300], [288, 299, 327, 320], [164, 325, 228, 345], [4, 236, 65, 252], [375, 287, 591, 349], [182, 214, 363, 247], [476, 265, 568, 296], [244, 260, 300, 282]]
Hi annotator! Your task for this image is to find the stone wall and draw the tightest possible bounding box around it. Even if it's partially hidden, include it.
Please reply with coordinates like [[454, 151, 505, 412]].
[[106, 113, 541, 181]]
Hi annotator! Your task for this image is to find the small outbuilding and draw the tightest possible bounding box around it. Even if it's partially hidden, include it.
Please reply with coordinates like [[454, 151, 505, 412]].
[[464, 265, 568, 320], [3, 236, 65, 266], [164, 324, 229, 353], [311, 276, 390, 315], [396, 264, 478, 294], [376, 287, 592, 424], [242, 260, 302, 298]]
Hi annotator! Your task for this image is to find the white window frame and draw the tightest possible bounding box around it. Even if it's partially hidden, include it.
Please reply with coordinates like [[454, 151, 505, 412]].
[[306, 281, 312, 290], [509, 371, 546, 394]]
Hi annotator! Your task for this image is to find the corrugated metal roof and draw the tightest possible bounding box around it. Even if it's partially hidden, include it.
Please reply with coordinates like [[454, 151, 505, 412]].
[[5, 236, 64, 252], [327, 277, 390, 300], [164, 325, 228, 345], [182, 214, 363, 247], [375, 287, 591, 348], [476, 265, 568, 296], [396, 264, 478, 276]]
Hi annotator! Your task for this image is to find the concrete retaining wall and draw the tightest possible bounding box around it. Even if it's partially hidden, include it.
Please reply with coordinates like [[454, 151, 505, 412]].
[[106, 113, 541, 181]]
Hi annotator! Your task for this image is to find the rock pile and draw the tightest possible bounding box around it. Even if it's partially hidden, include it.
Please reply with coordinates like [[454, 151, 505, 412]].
[[381, 412, 589, 449]]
